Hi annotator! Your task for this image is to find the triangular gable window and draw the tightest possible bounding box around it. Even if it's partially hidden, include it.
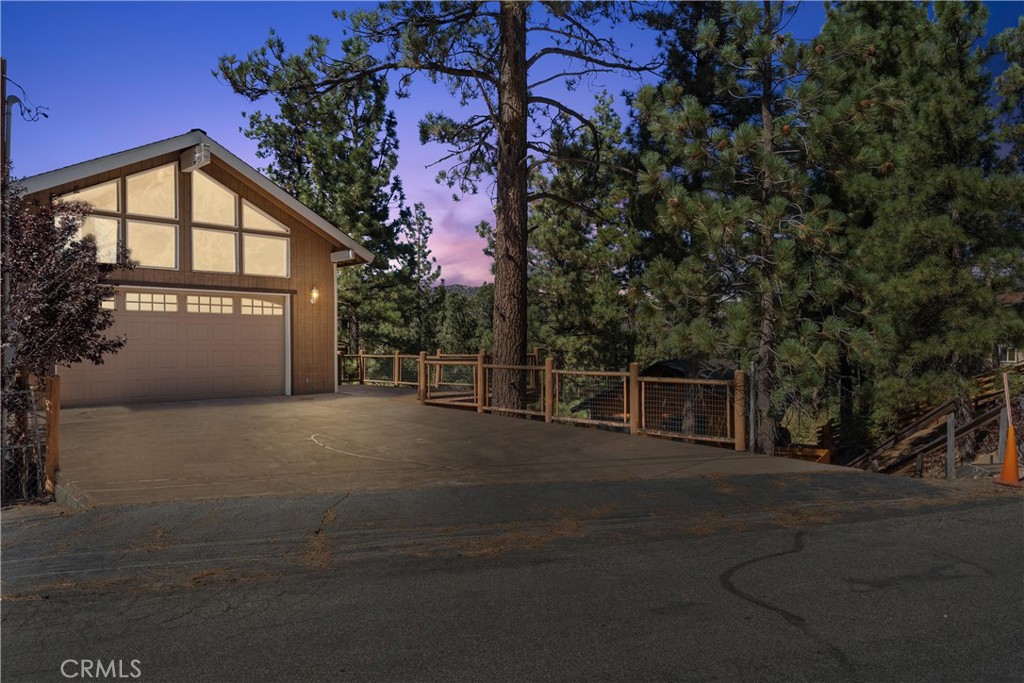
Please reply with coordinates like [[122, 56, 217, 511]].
[[59, 179, 119, 212], [242, 200, 289, 234], [192, 170, 237, 227]]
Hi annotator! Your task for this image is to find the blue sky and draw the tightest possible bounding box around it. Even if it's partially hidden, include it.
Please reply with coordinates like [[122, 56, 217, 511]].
[[2, 1, 1021, 284]]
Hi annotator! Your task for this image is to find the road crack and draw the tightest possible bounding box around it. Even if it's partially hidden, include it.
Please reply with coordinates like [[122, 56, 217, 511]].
[[304, 493, 352, 571], [719, 531, 852, 669]]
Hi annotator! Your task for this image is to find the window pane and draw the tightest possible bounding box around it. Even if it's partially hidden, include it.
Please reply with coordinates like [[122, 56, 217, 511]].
[[242, 200, 289, 233], [186, 295, 234, 314], [77, 215, 119, 263], [193, 170, 236, 226], [192, 228, 237, 273], [60, 179, 119, 212], [243, 234, 289, 277], [125, 292, 177, 312], [241, 297, 284, 316], [127, 163, 177, 218], [126, 220, 177, 269]]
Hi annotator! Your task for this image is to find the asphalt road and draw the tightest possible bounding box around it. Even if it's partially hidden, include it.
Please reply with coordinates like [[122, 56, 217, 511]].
[[3, 473, 1022, 682]]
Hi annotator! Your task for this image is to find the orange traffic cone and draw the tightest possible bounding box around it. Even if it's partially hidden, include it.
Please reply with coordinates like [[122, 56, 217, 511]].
[[994, 422, 1022, 488]]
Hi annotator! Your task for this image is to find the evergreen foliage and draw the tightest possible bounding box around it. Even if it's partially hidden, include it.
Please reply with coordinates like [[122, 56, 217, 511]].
[[219, 35, 440, 353], [219, 0, 1022, 457]]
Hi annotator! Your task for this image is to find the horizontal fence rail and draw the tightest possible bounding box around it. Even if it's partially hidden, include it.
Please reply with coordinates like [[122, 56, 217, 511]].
[[338, 350, 748, 451], [423, 358, 480, 408]]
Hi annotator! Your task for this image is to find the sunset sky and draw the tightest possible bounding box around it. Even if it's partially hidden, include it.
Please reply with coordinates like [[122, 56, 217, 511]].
[[2, 2, 1019, 284]]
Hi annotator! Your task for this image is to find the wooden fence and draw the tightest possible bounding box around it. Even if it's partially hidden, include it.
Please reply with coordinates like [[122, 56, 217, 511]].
[[339, 351, 747, 450]]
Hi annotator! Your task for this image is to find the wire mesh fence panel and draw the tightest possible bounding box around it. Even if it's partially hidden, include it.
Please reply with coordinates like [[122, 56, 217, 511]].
[[338, 355, 360, 383], [363, 356, 396, 384], [639, 378, 732, 442], [2, 387, 49, 504], [398, 357, 420, 386], [554, 371, 629, 427], [424, 361, 479, 407], [483, 366, 545, 417]]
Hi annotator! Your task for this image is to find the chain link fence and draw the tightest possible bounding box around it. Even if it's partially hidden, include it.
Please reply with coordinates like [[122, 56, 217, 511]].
[[2, 387, 50, 505]]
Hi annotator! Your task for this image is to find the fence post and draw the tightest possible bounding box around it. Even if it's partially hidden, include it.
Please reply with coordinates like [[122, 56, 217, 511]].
[[629, 362, 639, 435], [734, 369, 748, 452], [544, 357, 554, 423], [477, 348, 487, 413], [435, 347, 443, 388], [393, 349, 400, 386], [946, 413, 956, 480], [358, 348, 365, 385], [418, 352, 427, 404], [45, 376, 61, 494], [997, 406, 1007, 464], [748, 362, 756, 453]]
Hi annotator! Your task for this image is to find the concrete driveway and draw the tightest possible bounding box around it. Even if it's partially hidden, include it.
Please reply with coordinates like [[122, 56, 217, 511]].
[[58, 386, 844, 506]]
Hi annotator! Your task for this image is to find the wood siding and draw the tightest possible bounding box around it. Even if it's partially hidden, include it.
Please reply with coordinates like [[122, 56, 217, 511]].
[[32, 152, 342, 395]]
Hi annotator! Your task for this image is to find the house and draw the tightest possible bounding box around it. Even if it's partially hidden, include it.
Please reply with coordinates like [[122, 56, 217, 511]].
[[20, 130, 372, 407]]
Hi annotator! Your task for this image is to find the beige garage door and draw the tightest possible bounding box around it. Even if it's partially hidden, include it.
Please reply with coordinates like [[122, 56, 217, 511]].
[[60, 289, 287, 407]]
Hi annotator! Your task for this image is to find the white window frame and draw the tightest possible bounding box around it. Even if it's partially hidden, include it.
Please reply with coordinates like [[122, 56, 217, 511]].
[[125, 292, 178, 312], [242, 233, 291, 278], [191, 227, 239, 274], [125, 163, 178, 220], [192, 169, 238, 227], [125, 219, 179, 270], [998, 345, 1019, 364], [186, 295, 235, 314]]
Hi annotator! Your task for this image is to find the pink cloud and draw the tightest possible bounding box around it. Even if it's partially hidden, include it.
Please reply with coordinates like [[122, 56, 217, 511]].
[[404, 181, 495, 286]]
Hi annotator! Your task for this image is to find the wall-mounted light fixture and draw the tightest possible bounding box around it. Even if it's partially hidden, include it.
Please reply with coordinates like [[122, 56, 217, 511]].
[[310, 286, 320, 304]]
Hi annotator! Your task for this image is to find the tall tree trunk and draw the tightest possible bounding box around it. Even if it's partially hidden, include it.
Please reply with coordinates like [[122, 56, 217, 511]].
[[755, 0, 778, 456], [491, 1, 529, 410]]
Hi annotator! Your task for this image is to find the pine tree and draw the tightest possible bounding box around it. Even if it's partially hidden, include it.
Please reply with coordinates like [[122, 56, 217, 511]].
[[220, 35, 431, 354], [993, 17, 1023, 173], [821, 1, 1024, 439], [221, 1, 654, 408], [526, 94, 637, 369], [636, 1, 874, 454]]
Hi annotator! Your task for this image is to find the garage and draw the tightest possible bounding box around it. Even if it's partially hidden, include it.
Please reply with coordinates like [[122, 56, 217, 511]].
[[59, 288, 288, 407], [22, 130, 374, 407]]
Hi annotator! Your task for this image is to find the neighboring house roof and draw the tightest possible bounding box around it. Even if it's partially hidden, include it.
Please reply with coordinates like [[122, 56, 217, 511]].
[[640, 358, 737, 381], [19, 129, 373, 264], [997, 292, 1024, 306]]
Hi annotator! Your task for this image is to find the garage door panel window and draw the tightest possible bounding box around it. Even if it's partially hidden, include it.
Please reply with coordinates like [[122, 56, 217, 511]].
[[125, 292, 178, 312], [243, 234, 289, 277], [126, 220, 178, 269], [77, 215, 119, 264], [192, 228, 237, 273], [241, 298, 284, 316], [60, 179, 119, 212], [193, 170, 237, 227], [126, 164, 177, 219], [187, 295, 234, 314]]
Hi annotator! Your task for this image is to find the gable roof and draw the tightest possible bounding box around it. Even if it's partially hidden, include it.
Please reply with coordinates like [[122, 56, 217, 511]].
[[19, 129, 373, 264]]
